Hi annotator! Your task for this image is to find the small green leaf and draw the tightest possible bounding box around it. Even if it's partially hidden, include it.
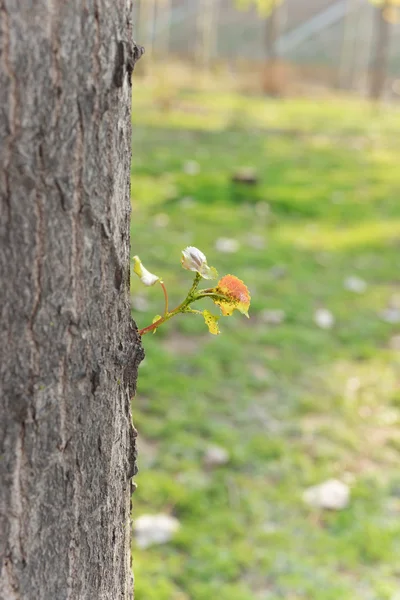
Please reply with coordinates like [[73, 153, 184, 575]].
[[203, 310, 220, 335], [152, 315, 162, 334]]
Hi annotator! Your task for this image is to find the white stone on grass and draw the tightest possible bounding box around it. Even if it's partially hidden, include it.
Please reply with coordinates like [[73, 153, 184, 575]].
[[261, 309, 285, 326], [380, 308, 400, 324], [255, 202, 270, 218], [180, 196, 195, 209], [314, 308, 335, 329], [134, 514, 180, 549], [215, 237, 240, 253], [344, 276, 367, 293], [390, 335, 400, 351], [203, 445, 230, 468], [153, 213, 170, 228], [303, 479, 350, 510], [247, 234, 265, 250], [183, 160, 200, 175]]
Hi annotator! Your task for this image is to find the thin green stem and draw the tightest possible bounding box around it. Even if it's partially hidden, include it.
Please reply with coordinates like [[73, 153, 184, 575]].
[[160, 281, 169, 316], [184, 308, 203, 315], [139, 296, 192, 336], [193, 291, 227, 301], [138, 274, 227, 336], [188, 272, 202, 297], [138, 317, 165, 336]]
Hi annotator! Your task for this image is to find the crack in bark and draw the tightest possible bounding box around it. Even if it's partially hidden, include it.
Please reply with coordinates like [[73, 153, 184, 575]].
[[67, 464, 81, 600], [93, 0, 101, 99], [4, 425, 26, 599], [58, 328, 72, 451], [18, 423, 27, 566], [55, 178, 68, 211], [92, 0, 102, 176], [29, 144, 45, 399], [48, 0, 63, 130], [66, 392, 83, 600], [4, 555, 22, 600], [69, 99, 84, 324], [64, 92, 85, 600], [1, 2, 19, 228], [113, 40, 125, 88]]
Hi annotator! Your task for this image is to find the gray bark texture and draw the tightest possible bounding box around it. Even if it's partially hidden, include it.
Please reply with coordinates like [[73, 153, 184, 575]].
[[0, 1, 144, 599]]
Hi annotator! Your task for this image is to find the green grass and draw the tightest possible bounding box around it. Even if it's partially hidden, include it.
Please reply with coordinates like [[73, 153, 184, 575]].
[[130, 86, 400, 599]]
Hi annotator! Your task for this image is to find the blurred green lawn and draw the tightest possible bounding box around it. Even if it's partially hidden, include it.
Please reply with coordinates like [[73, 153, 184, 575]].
[[130, 85, 400, 600]]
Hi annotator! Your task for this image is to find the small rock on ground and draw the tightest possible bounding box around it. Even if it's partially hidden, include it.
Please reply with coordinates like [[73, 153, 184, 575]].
[[261, 309, 285, 326], [203, 445, 230, 468], [153, 213, 170, 228], [314, 308, 335, 329], [183, 160, 200, 175], [344, 276, 367, 293], [232, 167, 258, 185], [134, 514, 180, 549], [215, 237, 240, 253], [246, 234, 266, 250], [380, 308, 400, 324], [389, 335, 400, 350], [303, 479, 350, 510], [180, 196, 195, 209]]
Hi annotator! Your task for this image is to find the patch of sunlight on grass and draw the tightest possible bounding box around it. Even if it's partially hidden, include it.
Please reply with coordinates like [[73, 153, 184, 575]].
[[131, 174, 178, 209], [277, 220, 400, 251], [130, 85, 400, 600], [132, 106, 229, 132], [133, 82, 400, 137]]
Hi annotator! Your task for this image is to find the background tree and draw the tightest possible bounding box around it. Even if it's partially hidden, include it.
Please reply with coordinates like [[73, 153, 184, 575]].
[[195, 0, 220, 70], [236, 0, 285, 94], [155, 0, 172, 58], [0, 2, 143, 599], [337, 0, 363, 90], [137, 0, 157, 62], [138, 0, 156, 61], [369, 0, 394, 99]]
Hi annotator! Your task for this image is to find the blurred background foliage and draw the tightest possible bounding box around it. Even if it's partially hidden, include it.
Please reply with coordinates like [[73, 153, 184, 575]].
[[130, 1, 400, 598]]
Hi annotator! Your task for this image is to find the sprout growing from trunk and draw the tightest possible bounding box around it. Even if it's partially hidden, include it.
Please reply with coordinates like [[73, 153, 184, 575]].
[[132, 246, 251, 336]]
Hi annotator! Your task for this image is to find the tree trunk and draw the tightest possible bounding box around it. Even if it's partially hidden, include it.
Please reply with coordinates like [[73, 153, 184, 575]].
[[195, 0, 219, 70], [263, 1, 283, 96], [155, 0, 172, 58], [139, 0, 156, 61], [0, 2, 144, 599], [337, 0, 361, 90], [265, 0, 279, 62], [369, 0, 390, 100]]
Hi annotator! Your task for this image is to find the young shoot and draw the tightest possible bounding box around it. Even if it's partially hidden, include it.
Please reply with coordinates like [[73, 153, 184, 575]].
[[132, 247, 251, 336]]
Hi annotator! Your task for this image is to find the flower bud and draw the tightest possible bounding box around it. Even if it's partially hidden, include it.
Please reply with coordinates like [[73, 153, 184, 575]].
[[132, 256, 160, 286], [181, 246, 217, 280]]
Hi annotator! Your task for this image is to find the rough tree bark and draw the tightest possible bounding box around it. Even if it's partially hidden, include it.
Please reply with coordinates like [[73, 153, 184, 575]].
[[0, 1, 144, 599]]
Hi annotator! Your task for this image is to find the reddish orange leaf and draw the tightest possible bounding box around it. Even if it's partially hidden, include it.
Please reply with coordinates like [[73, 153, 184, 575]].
[[214, 275, 251, 317]]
